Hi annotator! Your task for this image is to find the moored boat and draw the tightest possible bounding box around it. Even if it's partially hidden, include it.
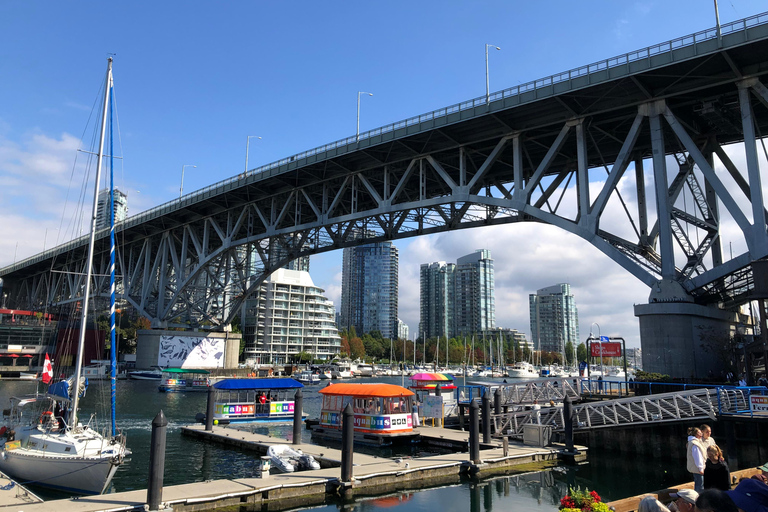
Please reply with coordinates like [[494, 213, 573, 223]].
[[266, 444, 320, 473], [295, 370, 320, 385], [129, 366, 164, 380], [158, 368, 210, 392], [312, 383, 417, 445], [205, 378, 305, 424], [508, 361, 538, 379]]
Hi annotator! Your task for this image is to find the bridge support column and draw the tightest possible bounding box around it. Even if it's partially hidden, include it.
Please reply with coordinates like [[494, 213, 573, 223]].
[[635, 290, 740, 379]]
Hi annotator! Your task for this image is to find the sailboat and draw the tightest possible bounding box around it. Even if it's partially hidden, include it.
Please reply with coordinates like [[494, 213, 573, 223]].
[[0, 58, 128, 495]]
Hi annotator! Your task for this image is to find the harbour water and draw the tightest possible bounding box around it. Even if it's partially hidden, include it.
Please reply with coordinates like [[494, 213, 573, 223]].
[[0, 376, 693, 509]]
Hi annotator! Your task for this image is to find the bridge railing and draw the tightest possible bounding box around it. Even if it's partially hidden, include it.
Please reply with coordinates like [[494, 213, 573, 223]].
[[5, 11, 768, 276]]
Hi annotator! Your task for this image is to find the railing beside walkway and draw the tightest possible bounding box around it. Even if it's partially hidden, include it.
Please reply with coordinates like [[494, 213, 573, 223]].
[[491, 387, 755, 439]]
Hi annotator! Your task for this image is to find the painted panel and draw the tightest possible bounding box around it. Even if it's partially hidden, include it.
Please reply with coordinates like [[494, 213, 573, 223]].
[[157, 336, 224, 368]]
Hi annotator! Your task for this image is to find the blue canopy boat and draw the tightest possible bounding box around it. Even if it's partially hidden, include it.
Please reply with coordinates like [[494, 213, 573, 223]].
[[209, 378, 305, 424]]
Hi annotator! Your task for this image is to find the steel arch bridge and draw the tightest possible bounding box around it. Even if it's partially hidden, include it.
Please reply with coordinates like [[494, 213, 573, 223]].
[[3, 13, 768, 330]]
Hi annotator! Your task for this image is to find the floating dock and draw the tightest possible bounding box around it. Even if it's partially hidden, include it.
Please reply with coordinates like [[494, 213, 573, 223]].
[[0, 424, 585, 512], [0, 469, 42, 508]]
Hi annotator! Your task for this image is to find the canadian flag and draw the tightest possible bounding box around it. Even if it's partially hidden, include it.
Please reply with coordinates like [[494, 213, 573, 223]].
[[42, 353, 53, 384]]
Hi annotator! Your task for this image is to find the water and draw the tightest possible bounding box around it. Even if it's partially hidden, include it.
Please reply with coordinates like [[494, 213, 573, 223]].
[[0, 376, 691, 509]]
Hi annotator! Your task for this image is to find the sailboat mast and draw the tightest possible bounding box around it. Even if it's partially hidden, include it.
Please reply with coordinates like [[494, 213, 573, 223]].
[[70, 57, 113, 430], [108, 76, 117, 437]]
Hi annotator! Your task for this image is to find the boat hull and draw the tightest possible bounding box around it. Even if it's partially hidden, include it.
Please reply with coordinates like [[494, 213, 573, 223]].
[[0, 448, 120, 494]]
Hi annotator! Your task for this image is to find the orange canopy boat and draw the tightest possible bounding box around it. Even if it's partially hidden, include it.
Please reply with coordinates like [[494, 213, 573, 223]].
[[318, 383, 415, 435]]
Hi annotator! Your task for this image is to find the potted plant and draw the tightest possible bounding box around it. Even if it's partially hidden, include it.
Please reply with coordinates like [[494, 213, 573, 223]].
[[559, 487, 609, 512]]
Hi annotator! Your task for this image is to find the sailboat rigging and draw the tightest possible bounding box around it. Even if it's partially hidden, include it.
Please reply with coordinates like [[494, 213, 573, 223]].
[[0, 58, 128, 495]]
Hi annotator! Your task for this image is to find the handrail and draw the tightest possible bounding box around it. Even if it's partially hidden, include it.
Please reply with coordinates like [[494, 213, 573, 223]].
[[4, 11, 768, 275]]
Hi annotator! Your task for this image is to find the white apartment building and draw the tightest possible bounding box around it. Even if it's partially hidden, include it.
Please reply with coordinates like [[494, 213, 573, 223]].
[[242, 268, 340, 364]]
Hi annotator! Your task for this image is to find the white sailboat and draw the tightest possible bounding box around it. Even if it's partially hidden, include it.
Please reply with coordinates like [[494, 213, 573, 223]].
[[0, 58, 128, 495]]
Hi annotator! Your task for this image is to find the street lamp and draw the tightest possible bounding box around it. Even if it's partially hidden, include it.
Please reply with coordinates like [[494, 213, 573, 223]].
[[485, 44, 501, 105], [356, 91, 373, 142], [245, 136, 262, 176], [43, 228, 58, 252], [180, 164, 196, 198], [714, 0, 722, 46], [590, 322, 603, 377]]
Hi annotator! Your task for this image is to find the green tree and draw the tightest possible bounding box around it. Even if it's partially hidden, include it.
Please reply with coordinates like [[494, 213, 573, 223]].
[[564, 341, 574, 366], [576, 342, 588, 364]]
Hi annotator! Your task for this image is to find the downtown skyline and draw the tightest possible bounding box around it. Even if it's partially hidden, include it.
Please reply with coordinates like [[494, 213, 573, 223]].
[[2, 2, 768, 349]]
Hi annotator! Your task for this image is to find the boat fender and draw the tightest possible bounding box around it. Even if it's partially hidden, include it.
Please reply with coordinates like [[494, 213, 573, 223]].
[[0, 426, 6, 437]]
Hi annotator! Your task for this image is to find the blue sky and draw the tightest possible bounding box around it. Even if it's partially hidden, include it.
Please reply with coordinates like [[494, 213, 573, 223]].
[[1, 1, 766, 348]]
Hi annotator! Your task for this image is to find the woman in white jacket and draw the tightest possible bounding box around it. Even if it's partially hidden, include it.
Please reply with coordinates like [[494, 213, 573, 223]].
[[687, 426, 706, 492]]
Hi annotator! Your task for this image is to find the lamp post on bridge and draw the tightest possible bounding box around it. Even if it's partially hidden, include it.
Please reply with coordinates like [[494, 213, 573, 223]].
[[245, 136, 262, 177], [180, 164, 196, 198], [485, 44, 501, 105], [356, 91, 373, 142]]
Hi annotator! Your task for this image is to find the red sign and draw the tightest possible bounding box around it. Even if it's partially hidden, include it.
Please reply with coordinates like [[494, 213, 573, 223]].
[[590, 342, 622, 357]]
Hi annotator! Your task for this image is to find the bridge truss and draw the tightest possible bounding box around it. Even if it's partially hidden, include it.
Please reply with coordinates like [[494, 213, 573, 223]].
[[3, 15, 768, 329]]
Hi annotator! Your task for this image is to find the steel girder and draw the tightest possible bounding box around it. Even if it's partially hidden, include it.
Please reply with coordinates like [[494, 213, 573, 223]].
[[6, 37, 768, 328]]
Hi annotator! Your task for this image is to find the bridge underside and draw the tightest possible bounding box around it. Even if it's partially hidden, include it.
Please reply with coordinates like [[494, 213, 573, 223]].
[[3, 23, 768, 378]]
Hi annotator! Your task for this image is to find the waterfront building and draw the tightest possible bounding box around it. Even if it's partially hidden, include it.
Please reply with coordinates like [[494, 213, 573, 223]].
[[339, 241, 399, 339], [529, 283, 579, 353], [480, 327, 530, 351], [241, 268, 341, 364], [96, 188, 127, 230], [397, 318, 409, 340], [420, 249, 496, 340]]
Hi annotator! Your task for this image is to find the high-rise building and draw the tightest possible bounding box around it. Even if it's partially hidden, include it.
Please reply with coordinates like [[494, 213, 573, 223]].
[[455, 250, 495, 336], [340, 241, 399, 339], [397, 318, 409, 340], [241, 268, 340, 364], [419, 249, 495, 340], [529, 283, 579, 354], [96, 188, 128, 230], [419, 261, 456, 340]]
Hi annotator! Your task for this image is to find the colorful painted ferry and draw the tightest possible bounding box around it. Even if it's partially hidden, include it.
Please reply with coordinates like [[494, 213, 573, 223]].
[[209, 378, 305, 424], [313, 383, 418, 445], [158, 368, 211, 392]]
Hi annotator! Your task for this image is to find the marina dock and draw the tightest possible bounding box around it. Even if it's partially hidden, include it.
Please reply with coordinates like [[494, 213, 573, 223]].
[[0, 424, 585, 512], [0, 471, 42, 508]]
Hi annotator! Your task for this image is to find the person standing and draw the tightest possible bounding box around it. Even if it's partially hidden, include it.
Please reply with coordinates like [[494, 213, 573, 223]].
[[700, 424, 717, 451], [704, 445, 730, 491], [687, 426, 706, 492]]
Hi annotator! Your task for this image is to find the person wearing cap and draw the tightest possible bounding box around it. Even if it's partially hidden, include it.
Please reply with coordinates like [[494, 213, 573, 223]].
[[637, 496, 670, 512], [687, 427, 707, 492], [670, 489, 698, 512], [726, 478, 768, 512], [696, 488, 739, 512]]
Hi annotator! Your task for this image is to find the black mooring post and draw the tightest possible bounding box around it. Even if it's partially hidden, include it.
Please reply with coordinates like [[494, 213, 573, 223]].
[[481, 393, 491, 444], [435, 383, 442, 397], [205, 386, 215, 431], [564, 395, 576, 453], [459, 403, 466, 431], [469, 399, 480, 464], [341, 403, 354, 482], [494, 388, 502, 433], [147, 410, 168, 511], [293, 389, 303, 445]]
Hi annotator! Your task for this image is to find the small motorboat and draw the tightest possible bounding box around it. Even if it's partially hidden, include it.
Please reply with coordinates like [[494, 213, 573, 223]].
[[266, 444, 321, 473], [129, 366, 164, 380]]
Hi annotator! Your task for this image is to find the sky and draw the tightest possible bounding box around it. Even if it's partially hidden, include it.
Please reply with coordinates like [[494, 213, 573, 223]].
[[1, 1, 767, 349]]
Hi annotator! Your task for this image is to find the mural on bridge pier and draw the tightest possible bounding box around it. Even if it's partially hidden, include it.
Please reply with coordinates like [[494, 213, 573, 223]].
[[157, 335, 224, 368]]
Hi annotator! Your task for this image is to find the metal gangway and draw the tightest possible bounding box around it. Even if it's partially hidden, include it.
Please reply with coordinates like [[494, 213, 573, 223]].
[[460, 378, 581, 406], [491, 387, 751, 439]]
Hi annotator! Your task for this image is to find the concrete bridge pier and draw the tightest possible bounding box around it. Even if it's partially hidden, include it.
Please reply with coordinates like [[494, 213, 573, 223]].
[[635, 280, 740, 380]]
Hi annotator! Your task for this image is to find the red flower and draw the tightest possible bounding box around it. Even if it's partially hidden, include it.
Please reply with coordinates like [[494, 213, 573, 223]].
[[590, 490, 601, 502]]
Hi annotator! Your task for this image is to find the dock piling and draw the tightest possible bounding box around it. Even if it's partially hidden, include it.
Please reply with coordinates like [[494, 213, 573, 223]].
[[481, 394, 491, 444], [469, 399, 480, 464], [493, 388, 502, 433], [341, 403, 354, 482], [564, 395, 576, 454], [147, 410, 168, 512], [293, 389, 303, 445], [205, 386, 214, 431]]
